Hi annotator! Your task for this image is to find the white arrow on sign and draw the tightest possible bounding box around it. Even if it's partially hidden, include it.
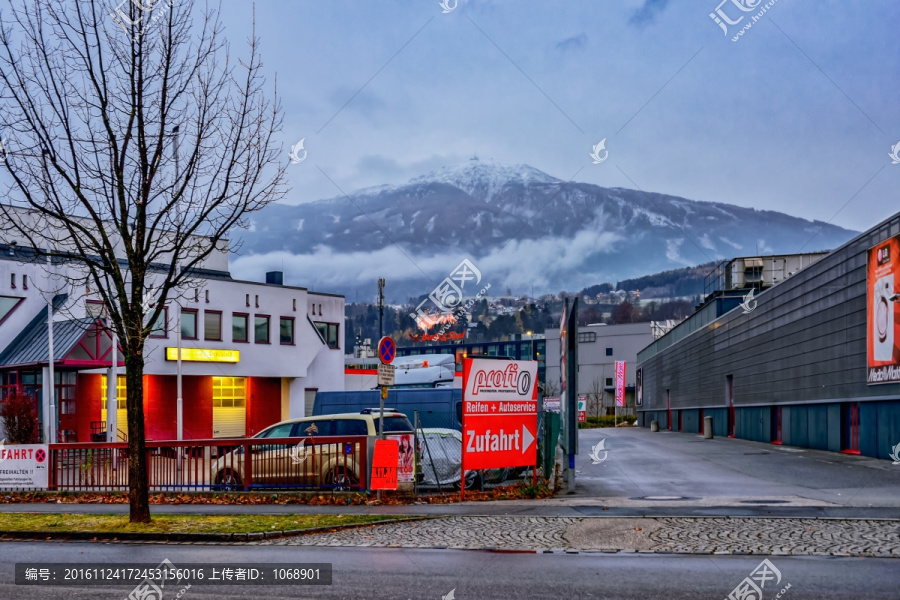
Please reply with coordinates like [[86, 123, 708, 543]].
[[521, 425, 534, 454]]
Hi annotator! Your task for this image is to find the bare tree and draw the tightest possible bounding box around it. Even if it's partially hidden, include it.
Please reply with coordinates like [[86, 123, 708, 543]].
[[538, 379, 559, 398], [586, 376, 604, 420], [0, 0, 286, 522]]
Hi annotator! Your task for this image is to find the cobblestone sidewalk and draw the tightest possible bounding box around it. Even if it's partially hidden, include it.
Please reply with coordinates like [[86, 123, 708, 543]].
[[256, 516, 900, 557]]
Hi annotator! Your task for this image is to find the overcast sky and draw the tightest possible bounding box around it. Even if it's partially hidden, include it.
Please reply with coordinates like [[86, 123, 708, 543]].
[[217, 0, 898, 235]]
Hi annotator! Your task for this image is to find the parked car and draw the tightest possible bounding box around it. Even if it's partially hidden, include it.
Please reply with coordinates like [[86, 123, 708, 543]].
[[210, 410, 414, 491]]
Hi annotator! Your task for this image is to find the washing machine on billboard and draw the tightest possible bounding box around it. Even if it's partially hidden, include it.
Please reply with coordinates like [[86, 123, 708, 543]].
[[873, 274, 895, 361]]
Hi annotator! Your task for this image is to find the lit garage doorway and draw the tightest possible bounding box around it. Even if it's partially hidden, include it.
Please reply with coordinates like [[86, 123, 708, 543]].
[[212, 376, 246, 438]]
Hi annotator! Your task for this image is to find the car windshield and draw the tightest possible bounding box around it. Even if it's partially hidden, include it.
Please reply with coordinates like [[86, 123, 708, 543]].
[[372, 415, 413, 433]]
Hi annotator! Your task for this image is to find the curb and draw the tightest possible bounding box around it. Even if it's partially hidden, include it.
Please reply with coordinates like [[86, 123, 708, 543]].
[[0, 516, 431, 543]]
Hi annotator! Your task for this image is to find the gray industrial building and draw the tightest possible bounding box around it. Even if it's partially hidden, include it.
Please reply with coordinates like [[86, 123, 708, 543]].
[[636, 212, 900, 460], [546, 322, 653, 414]]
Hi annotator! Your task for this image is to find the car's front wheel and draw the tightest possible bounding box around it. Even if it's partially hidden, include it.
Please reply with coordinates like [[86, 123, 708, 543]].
[[213, 469, 242, 491], [326, 466, 358, 491]]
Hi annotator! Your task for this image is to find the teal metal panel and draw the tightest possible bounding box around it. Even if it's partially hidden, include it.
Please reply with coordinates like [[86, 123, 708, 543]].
[[859, 402, 878, 458], [827, 404, 842, 453], [876, 401, 900, 460], [760, 407, 772, 443], [706, 408, 727, 437], [808, 405, 828, 450], [782, 407, 793, 446], [790, 406, 809, 447]]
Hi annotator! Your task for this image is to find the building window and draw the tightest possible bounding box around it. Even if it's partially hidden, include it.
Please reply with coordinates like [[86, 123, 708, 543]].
[[280, 317, 295, 345], [606, 377, 613, 387], [254, 315, 270, 344], [10, 273, 15, 288], [205, 289, 210, 303], [605, 347, 613, 356], [100, 375, 127, 411], [22, 275, 27, 290], [232, 313, 249, 343], [181, 309, 198, 340], [745, 266, 763, 282], [577, 331, 596, 343], [314, 321, 340, 349], [204, 310, 222, 341], [149, 307, 168, 338], [85, 300, 105, 320], [0, 296, 25, 325], [245, 293, 250, 307], [212, 376, 246, 408]]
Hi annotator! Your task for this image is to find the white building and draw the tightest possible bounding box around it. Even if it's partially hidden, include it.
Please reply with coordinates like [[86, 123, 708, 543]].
[[0, 231, 344, 443], [545, 322, 653, 413]]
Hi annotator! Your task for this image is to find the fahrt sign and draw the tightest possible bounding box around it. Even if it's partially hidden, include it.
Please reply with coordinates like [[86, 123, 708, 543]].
[[461, 359, 538, 471], [0, 444, 49, 490]]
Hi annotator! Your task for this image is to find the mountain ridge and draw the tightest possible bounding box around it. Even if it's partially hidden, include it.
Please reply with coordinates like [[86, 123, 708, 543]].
[[231, 160, 857, 301]]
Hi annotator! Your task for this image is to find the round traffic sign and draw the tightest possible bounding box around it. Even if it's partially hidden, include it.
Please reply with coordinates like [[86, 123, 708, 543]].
[[378, 336, 396, 364]]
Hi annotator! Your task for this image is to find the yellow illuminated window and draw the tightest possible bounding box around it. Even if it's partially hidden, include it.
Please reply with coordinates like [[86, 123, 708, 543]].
[[212, 376, 246, 408], [100, 375, 127, 410]]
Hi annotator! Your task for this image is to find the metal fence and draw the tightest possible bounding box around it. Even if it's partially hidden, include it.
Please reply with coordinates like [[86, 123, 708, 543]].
[[4, 414, 550, 495], [42, 436, 368, 493]]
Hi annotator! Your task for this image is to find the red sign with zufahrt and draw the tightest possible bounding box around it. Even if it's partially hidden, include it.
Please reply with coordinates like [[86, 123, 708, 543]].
[[461, 358, 539, 471]]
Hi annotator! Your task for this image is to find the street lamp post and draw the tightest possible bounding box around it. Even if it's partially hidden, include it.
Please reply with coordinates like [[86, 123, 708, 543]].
[[171, 125, 184, 467]]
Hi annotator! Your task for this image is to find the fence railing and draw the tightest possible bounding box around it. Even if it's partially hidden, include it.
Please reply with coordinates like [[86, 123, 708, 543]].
[[45, 436, 368, 493]]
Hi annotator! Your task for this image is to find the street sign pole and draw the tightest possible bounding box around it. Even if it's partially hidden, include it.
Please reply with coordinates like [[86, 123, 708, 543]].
[[566, 298, 579, 493], [377, 336, 396, 502]]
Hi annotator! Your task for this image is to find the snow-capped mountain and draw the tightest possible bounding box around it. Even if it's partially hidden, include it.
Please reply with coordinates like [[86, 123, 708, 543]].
[[231, 159, 857, 300]]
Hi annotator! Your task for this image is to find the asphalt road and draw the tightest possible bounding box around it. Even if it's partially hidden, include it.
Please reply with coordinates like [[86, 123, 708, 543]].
[[0, 541, 897, 600], [569, 427, 900, 508]]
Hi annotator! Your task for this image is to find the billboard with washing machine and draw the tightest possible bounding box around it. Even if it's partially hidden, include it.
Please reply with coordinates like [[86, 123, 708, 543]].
[[867, 233, 900, 384]]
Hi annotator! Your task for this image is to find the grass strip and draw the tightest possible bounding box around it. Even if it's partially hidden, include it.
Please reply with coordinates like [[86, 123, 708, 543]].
[[0, 513, 411, 535]]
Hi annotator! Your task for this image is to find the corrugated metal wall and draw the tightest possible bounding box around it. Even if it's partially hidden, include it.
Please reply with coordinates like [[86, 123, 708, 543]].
[[637, 212, 900, 458]]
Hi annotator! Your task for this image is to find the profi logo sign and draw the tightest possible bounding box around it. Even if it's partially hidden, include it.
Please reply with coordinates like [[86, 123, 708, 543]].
[[471, 363, 531, 396], [890, 442, 900, 466], [439, 0, 457, 14]]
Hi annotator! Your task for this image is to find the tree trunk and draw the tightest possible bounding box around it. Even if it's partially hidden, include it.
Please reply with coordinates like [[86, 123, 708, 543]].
[[124, 351, 151, 523]]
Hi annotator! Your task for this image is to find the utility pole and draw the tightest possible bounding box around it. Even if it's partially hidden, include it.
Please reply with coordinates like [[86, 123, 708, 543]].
[[377, 277, 385, 338]]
